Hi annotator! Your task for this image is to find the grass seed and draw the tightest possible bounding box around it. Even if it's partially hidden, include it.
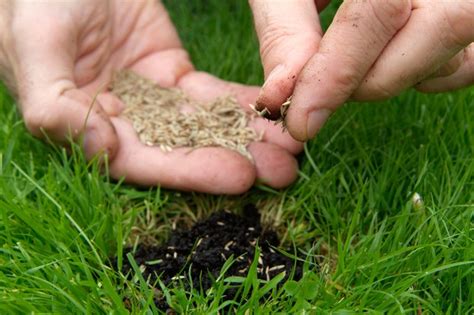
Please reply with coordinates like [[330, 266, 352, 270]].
[[111, 70, 260, 160]]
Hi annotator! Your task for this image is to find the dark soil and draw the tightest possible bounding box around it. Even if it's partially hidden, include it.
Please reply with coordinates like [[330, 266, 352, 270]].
[[117, 204, 303, 309]]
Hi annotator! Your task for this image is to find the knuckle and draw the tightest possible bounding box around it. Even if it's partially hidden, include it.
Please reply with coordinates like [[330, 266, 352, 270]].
[[330, 66, 361, 92], [89, 123, 119, 159], [442, 3, 474, 46], [259, 23, 318, 65], [465, 45, 474, 69], [259, 23, 295, 59], [438, 53, 464, 77], [355, 76, 397, 101], [369, 0, 411, 33], [461, 46, 474, 84], [369, 84, 395, 100], [23, 104, 59, 137]]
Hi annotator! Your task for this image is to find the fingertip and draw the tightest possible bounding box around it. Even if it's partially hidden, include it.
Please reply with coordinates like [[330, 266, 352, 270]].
[[250, 0, 323, 119], [308, 109, 331, 139], [286, 105, 310, 142], [188, 147, 257, 194], [77, 96, 119, 161], [214, 153, 256, 194], [248, 142, 298, 189], [287, 107, 332, 142], [287, 126, 308, 143], [414, 46, 474, 94], [414, 79, 453, 94], [83, 120, 119, 161], [256, 64, 295, 120], [413, 81, 434, 93], [96, 92, 126, 116]]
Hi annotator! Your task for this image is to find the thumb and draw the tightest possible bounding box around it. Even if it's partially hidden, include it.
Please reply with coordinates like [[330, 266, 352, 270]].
[[287, 0, 411, 141], [9, 9, 118, 160], [249, 0, 323, 119]]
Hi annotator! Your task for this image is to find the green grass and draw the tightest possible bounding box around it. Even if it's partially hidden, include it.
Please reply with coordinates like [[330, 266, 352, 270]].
[[0, 0, 473, 313]]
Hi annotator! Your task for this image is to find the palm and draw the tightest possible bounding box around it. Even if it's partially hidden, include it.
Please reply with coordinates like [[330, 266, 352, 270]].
[[8, 0, 303, 193]]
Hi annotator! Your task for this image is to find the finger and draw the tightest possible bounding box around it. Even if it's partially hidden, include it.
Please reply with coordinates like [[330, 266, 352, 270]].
[[315, 0, 331, 12], [97, 92, 125, 116], [90, 48, 194, 116], [79, 48, 193, 95], [249, 0, 323, 118], [177, 71, 303, 153], [10, 8, 118, 159], [353, 2, 474, 101], [430, 50, 464, 78], [112, 0, 184, 67], [287, 0, 411, 141], [177, 71, 261, 106], [109, 118, 256, 194], [416, 44, 474, 93], [247, 141, 298, 189], [78, 0, 187, 94], [128, 48, 194, 88], [248, 119, 303, 155]]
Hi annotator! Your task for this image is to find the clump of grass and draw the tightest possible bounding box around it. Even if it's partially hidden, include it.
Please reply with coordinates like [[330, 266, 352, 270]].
[[111, 70, 260, 160]]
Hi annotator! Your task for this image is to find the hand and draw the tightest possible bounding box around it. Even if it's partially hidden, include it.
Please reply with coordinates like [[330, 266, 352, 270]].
[[250, 1, 474, 141], [0, 0, 303, 194]]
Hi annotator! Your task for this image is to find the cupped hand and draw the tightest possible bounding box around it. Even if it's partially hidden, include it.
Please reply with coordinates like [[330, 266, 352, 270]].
[[0, 0, 303, 194], [251, 1, 474, 141]]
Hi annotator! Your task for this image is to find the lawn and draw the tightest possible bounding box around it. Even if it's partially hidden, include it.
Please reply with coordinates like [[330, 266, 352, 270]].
[[0, 0, 473, 313]]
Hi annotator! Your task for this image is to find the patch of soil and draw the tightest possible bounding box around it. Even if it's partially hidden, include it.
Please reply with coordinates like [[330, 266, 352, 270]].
[[117, 204, 303, 309]]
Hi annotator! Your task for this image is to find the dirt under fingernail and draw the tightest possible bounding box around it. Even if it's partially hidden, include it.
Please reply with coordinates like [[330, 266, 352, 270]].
[[249, 96, 292, 129]]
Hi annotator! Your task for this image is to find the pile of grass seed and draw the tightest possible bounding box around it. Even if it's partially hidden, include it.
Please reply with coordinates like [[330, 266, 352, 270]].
[[111, 70, 259, 160]]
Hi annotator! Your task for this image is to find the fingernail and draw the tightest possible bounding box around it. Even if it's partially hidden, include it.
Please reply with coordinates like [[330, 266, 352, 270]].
[[257, 64, 287, 117], [306, 109, 332, 139], [265, 64, 286, 83]]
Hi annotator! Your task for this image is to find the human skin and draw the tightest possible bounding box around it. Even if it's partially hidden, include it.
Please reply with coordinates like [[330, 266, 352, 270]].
[[250, 0, 474, 141], [0, 0, 305, 194]]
